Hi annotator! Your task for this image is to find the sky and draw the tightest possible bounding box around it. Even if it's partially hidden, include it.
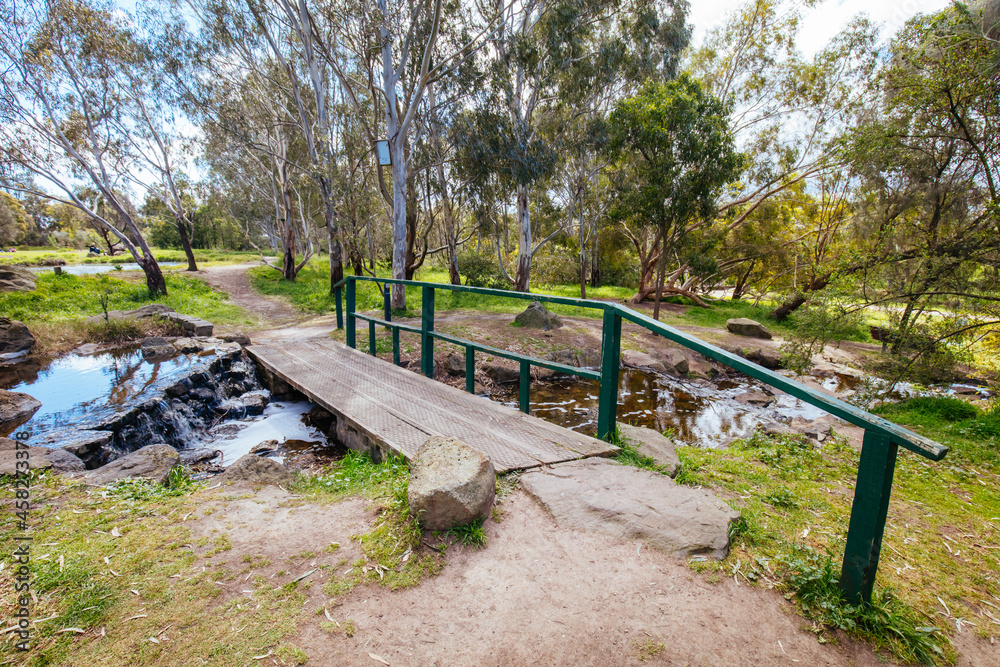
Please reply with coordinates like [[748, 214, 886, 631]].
[[689, 0, 953, 55]]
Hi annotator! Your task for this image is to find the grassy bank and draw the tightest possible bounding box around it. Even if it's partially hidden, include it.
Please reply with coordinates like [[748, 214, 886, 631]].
[[669, 395, 1000, 664], [0, 272, 256, 354], [0, 451, 442, 666], [0, 247, 267, 268]]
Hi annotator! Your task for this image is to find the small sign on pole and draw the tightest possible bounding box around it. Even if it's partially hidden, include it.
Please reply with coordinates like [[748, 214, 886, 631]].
[[376, 140, 391, 166]]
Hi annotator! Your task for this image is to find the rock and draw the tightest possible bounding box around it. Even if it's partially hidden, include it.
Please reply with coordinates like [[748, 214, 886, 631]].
[[164, 379, 191, 398], [577, 348, 603, 369], [735, 391, 774, 407], [743, 347, 784, 370], [0, 437, 51, 475], [217, 453, 293, 486], [0, 389, 41, 437], [72, 343, 102, 356], [520, 458, 739, 559], [0, 318, 35, 358], [43, 448, 86, 473], [0, 266, 37, 293], [444, 353, 466, 377], [617, 423, 680, 477], [171, 337, 203, 353], [514, 302, 562, 330], [622, 350, 667, 372], [686, 356, 715, 379], [302, 405, 335, 434], [141, 337, 176, 360], [790, 417, 832, 442], [179, 447, 219, 464], [762, 422, 798, 438], [408, 436, 495, 530], [84, 444, 181, 486], [221, 333, 251, 347], [250, 440, 280, 455], [659, 349, 690, 375], [481, 362, 520, 384], [726, 318, 773, 340], [537, 349, 578, 380], [32, 429, 113, 466]]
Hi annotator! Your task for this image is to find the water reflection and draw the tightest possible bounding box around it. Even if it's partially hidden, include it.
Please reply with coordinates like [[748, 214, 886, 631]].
[[497, 369, 831, 447]]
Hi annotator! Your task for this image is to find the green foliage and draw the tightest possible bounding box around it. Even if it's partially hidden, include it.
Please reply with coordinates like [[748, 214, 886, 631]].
[[99, 468, 200, 501], [443, 517, 487, 548], [876, 396, 978, 423], [782, 550, 943, 665], [779, 298, 869, 374], [458, 249, 510, 289]]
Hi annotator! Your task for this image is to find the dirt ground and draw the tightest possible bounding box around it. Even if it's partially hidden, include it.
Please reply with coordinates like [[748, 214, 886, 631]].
[[197, 263, 303, 329], [189, 486, 907, 667]]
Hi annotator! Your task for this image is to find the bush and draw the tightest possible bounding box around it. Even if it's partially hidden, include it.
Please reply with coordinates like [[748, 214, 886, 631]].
[[458, 250, 509, 289]]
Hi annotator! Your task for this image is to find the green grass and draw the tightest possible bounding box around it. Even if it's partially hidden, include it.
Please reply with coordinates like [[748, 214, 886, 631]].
[[666, 419, 1000, 664], [0, 246, 266, 267], [0, 272, 252, 325], [875, 397, 1000, 467]]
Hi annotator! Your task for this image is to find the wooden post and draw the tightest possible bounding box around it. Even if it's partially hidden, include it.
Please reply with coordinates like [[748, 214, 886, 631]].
[[597, 309, 622, 440], [392, 328, 400, 366], [840, 430, 899, 604], [346, 280, 356, 349], [421, 286, 435, 378], [369, 320, 377, 356], [466, 347, 475, 393], [519, 359, 530, 413], [384, 286, 391, 323]]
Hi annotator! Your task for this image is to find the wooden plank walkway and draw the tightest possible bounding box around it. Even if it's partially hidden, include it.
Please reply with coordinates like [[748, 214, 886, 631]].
[[247, 339, 617, 473]]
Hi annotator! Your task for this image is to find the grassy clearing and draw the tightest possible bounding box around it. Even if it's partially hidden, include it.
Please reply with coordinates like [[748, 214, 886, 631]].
[[0, 272, 256, 354], [669, 399, 1000, 664], [0, 473, 304, 666], [292, 451, 443, 594], [0, 247, 266, 268]]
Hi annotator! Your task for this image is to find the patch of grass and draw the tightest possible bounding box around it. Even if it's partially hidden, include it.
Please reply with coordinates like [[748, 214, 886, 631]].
[[296, 452, 443, 594], [275, 644, 309, 665], [877, 396, 979, 423], [443, 517, 487, 548], [874, 397, 1000, 467], [0, 473, 305, 666], [634, 637, 666, 661], [610, 426, 673, 475], [673, 422, 1000, 664]]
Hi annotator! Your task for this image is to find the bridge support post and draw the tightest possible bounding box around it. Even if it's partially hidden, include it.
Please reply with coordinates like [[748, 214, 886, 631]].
[[384, 286, 391, 323], [369, 320, 377, 356], [346, 280, 356, 349], [392, 329, 400, 366], [597, 309, 621, 441], [840, 430, 898, 604], [519, 360, 530, 413], [421, 286, 435, 378]]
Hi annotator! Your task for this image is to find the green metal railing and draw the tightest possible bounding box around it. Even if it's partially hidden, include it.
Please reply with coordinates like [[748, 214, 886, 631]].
[[333, 276, 947, 604]]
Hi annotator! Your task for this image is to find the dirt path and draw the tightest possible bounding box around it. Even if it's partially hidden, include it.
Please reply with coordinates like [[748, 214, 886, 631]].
[[196, 263, 302, 327], [189, 486, 918, 667]]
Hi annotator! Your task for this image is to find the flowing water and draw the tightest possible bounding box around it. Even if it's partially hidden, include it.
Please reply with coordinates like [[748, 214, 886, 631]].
[[25, 263, 183, 275]]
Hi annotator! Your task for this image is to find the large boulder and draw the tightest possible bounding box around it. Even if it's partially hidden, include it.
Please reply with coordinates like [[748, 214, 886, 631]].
[[444, 353, 466, 377], [520, 458, 739, 559], [0, 318, 35, 358], [481, 362, 520, 384], [742, 347, 784, 370], [726, 318, 772, 339], [408, 436, 495, 530], [514, 302, 563, 331], [622, 350, 666, 372], [217, 453, 293, 487], [0, 266, 37, 293], [735, 391, 774, 407], [0, 389, 41, 437], [84, 444, 181, 486], [617, 423, 680, 477], [659, 349, 690, 375]]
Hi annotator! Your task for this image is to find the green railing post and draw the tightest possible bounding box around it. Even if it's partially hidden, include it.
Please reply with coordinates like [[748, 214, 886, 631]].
[[519, 359, 530, 413], [335, 286, 343, 330], [369, 320, 376, 356], [597, 309, 622, 441], [383, 286, 391, 323], [465, 347, 475, 393], [421, 285, 435, 378], [345, 279, 356, 349], [840, 430, 899, 604], [392, 328, 400, 366]]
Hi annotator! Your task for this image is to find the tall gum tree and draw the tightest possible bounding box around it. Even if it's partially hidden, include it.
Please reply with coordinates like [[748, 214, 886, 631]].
[[0, 0, 168, 295]]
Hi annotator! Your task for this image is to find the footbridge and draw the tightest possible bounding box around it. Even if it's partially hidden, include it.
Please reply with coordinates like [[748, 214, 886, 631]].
[[247, 276, 948, 605]]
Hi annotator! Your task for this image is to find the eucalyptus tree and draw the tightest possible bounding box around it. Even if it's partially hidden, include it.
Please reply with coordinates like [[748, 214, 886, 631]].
[[687, 0, 879, 291], [456, 0, 690, 292], [0, 0, 169, 294], [603, 75, 744, 319]]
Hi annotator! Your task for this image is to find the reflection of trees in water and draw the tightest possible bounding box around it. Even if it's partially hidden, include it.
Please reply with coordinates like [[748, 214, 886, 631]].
[[104, 350, 163, 405]]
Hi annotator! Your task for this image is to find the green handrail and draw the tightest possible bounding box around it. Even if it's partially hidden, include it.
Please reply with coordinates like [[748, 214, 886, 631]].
[[333, 275, 947, 604]]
